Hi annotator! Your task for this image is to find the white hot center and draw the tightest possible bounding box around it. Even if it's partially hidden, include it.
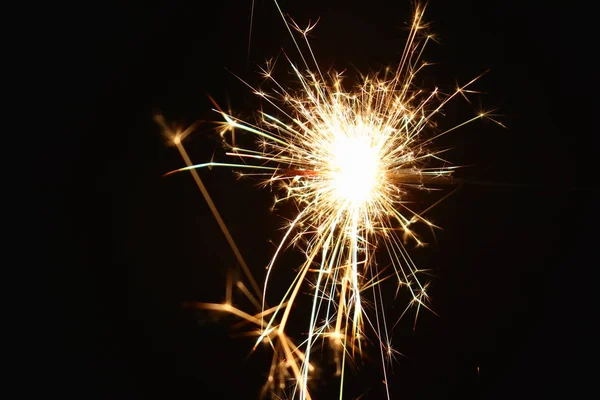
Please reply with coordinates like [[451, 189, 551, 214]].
[[330, 135, 380, 205]]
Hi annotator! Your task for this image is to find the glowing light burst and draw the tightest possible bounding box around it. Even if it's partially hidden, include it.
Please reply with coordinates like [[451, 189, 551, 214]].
[[161, 2, 499, 399]]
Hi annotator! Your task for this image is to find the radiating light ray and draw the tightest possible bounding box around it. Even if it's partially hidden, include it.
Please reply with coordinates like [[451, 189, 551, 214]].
[[156, 115, 262, 300], [162, 1, 501, 399]]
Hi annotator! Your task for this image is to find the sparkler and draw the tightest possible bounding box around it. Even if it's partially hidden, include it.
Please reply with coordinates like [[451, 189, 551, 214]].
[[160, 1, 499, 398]]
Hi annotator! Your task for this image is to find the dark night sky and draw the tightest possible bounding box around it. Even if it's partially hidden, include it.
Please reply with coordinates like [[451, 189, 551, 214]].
[[48, 0, 597, 399]]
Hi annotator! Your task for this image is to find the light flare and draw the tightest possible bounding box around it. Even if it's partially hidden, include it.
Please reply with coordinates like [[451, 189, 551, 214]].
[[161, 2, 500, 399], [330, 134, 381, 206]]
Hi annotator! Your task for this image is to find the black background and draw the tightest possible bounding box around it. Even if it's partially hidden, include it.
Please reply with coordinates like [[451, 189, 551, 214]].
[[49, 0, 597, 398]]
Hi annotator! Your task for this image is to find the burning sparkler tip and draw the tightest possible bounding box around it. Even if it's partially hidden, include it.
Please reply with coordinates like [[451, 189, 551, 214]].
[[165, 2, 495, 398]]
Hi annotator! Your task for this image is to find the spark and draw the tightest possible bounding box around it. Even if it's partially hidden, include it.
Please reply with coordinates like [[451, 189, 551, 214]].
[[162, 1, 498, 399]]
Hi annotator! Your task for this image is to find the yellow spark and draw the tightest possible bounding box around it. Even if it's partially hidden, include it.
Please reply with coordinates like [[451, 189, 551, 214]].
[[162, 2, 496, 399]]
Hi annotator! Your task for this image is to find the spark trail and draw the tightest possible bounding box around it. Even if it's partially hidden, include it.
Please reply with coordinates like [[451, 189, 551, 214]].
[[162, 2, 498, 398]]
